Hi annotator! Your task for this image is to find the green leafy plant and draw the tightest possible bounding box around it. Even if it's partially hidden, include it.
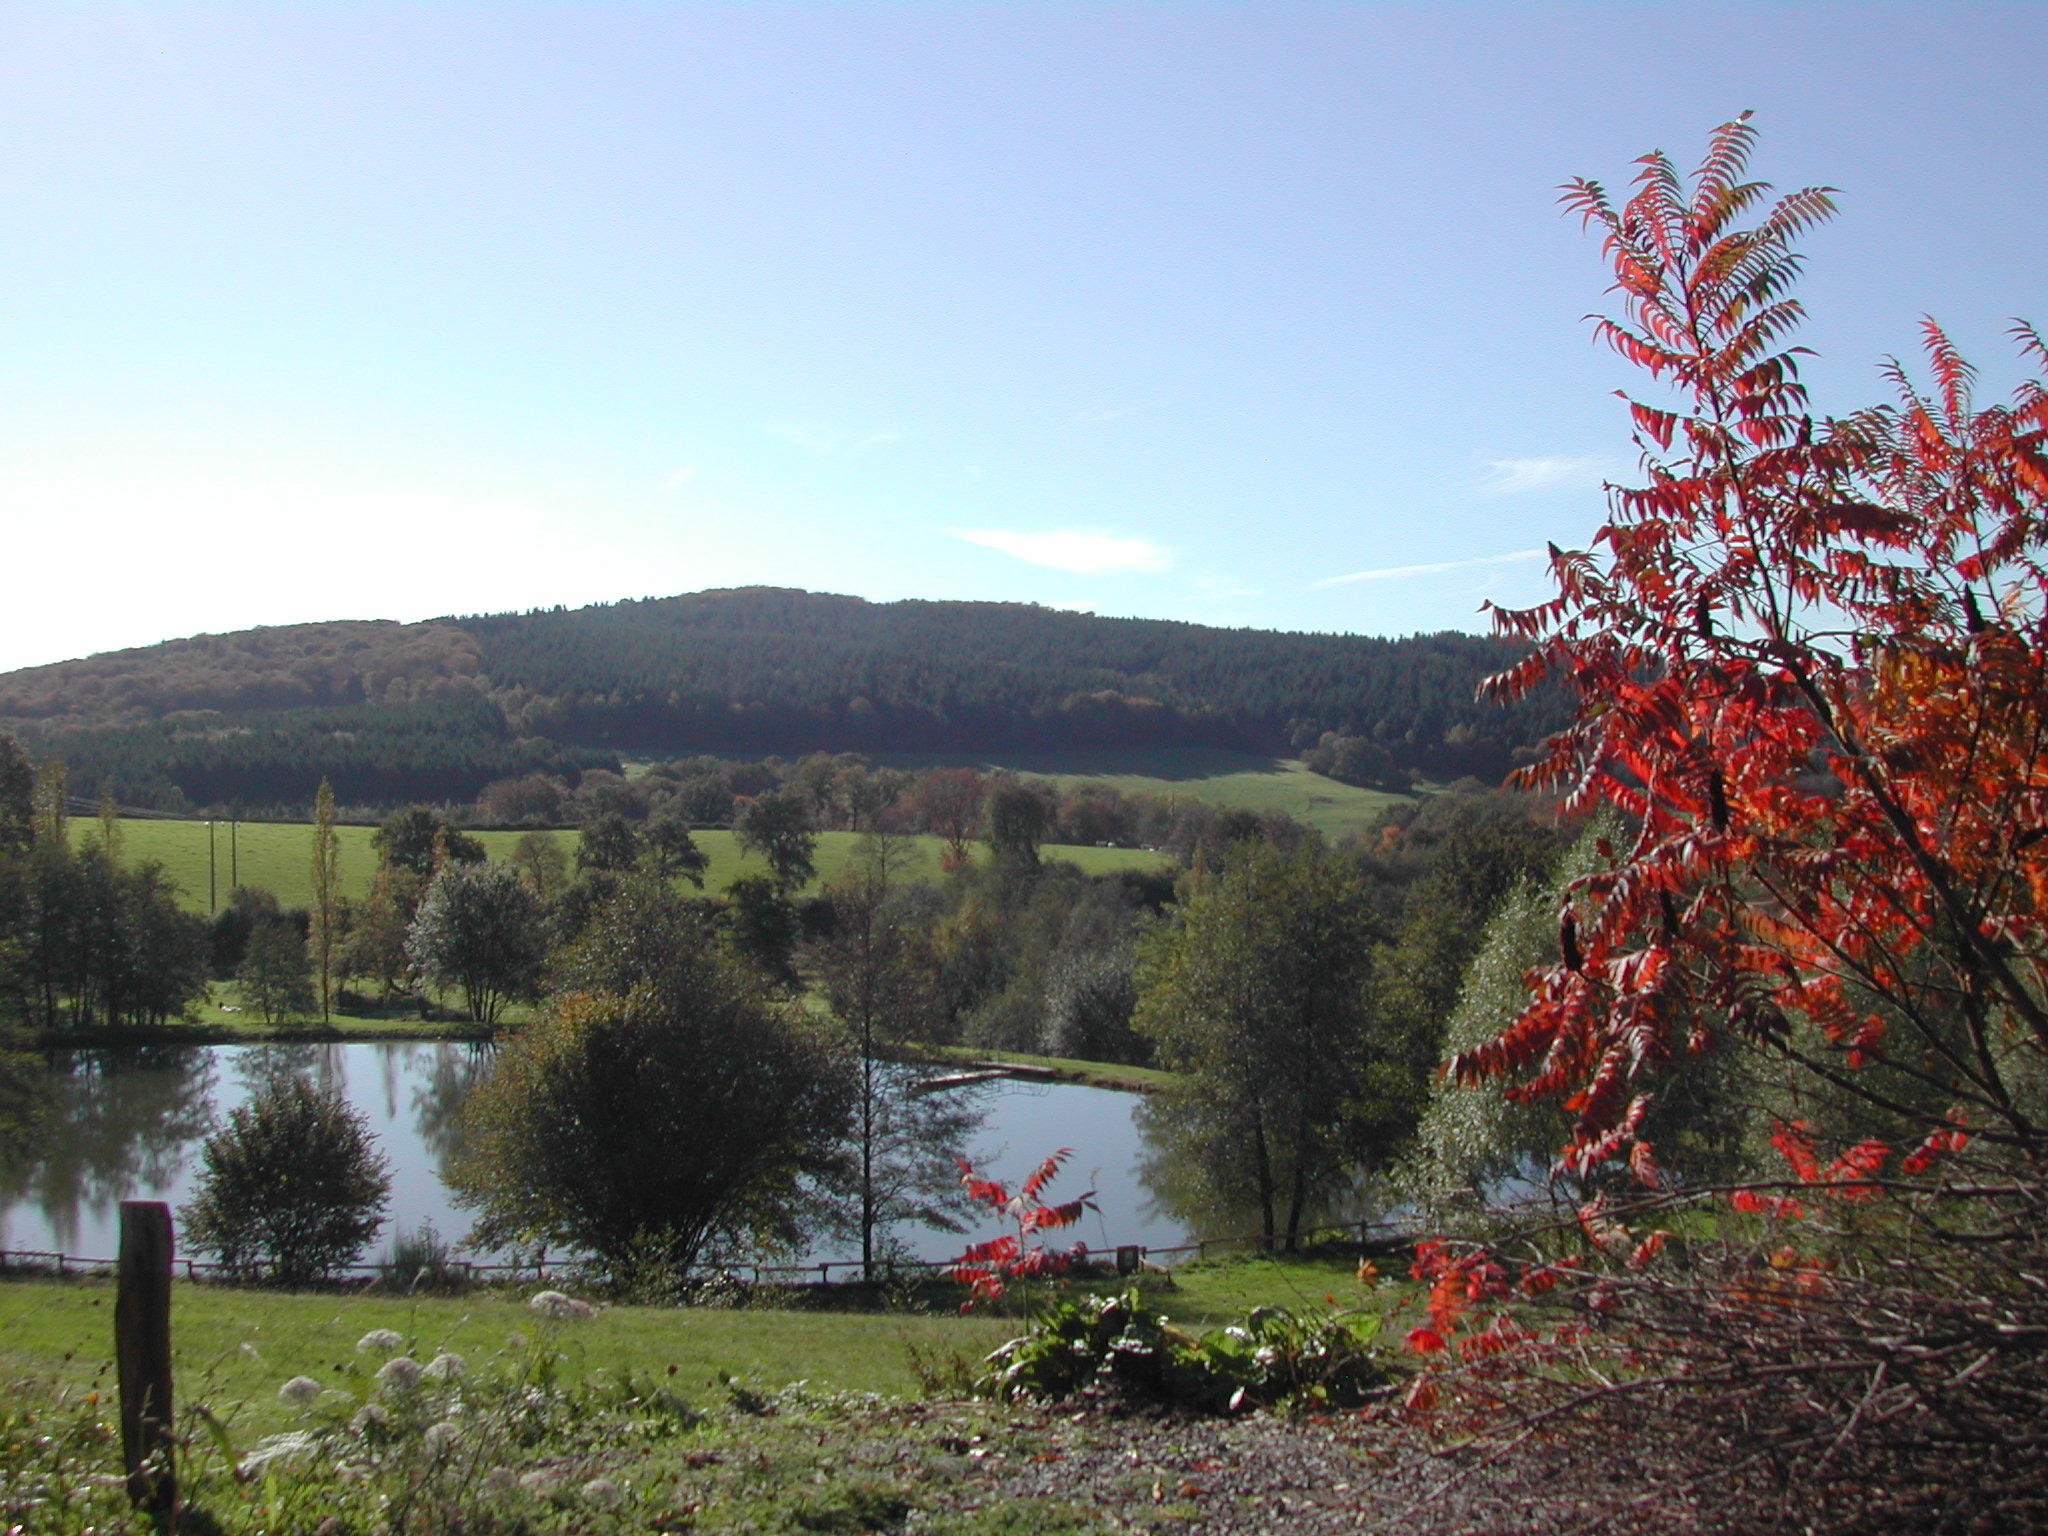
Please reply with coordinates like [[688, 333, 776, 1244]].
[[974, 1287, 1387, 1413]]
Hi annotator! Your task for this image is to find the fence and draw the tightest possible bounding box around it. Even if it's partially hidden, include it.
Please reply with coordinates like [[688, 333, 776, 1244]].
[[0, 1217, 1407, 1290]]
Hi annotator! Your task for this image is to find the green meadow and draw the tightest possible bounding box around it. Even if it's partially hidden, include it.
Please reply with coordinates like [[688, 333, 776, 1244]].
[[0, 1252, 1383, 1437], [74, 820, 1169, 914], [870, 747, 1414, 842]]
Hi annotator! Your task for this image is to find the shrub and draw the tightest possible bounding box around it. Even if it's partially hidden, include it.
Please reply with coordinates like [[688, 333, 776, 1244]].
[[974, 1288, 1389, 1413], [181, 1076, 392, 1285]]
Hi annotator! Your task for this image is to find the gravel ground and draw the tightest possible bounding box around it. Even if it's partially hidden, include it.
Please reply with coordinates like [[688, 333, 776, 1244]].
[[755, 1394, 1769, 1536], [848, 1393, 2044, 1535], [898, 1406, 1691, 1535]]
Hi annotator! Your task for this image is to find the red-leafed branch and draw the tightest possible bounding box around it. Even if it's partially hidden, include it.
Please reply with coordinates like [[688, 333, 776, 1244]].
[[1466, 115, 2048, 1184]]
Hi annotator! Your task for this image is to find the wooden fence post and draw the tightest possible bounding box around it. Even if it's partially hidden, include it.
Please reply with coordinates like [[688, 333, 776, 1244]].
[[116, 1201, 176, 1531]]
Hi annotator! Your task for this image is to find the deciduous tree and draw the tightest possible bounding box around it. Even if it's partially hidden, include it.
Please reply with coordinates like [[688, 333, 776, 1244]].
[[238, 918, 316, 1025], [309, 778, 340, 1022], [180, 1075, 391, 1284], [405, 862, 546, 1025], [984, 782, 1051, 867], [813, 834, 975, 1278], [734, 789, 816, 892], [373, 806, 484, 878], [1471, 115, 2048, 1185], [448, 881, 849, 1280], [1134, 842, 1401, 1249]]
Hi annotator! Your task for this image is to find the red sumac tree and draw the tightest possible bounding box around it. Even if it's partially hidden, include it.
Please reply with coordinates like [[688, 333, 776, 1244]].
[[1471, 114, 2048, 1180]]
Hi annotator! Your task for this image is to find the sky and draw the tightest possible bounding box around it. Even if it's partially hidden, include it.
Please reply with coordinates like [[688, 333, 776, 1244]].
[[1, 1, 2042, 674]]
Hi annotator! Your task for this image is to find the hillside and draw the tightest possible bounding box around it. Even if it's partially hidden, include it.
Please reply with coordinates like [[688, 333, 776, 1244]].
[[0, 588, 1563, 811]]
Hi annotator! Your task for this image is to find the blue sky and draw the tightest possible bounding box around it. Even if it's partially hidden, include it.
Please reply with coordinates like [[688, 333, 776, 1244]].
[[1, 2, 2041, 672]]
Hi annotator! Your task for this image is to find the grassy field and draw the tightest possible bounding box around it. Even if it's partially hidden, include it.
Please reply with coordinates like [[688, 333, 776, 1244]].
[[915, 1044, 1180, 1095], [0, 1279, 1013, 1436], [76, 821, 1168, 914], [0, 1254, 1409, 1534], [0, 1253, 1388, 1435], [869, 747, 1414, 842]]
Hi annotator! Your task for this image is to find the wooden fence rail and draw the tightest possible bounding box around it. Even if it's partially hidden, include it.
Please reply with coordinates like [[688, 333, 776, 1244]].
[[2, 1217, 1407, 1290]]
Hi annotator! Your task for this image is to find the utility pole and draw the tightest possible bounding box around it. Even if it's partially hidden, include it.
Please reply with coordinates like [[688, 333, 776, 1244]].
[[207, 821, 216, 912]]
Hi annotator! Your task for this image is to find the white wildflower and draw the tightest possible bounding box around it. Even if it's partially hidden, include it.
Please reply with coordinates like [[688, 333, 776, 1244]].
[[529, 1289, 595, 1321], [423, 1351, 467, 1381], [482, 1467, 520, 1495], [506, 1330, 529, 1350], [277, 1375, 322, 1408], [580, 1477, 621, 1508], [356, 1328, 404, 1356], [349, 1403, 390, 1436], [241, 1432, 316, 1474], [422, 1421, 462, 1455], [518, 1470, 555, 1496], [376, 1356, 424, 1391]]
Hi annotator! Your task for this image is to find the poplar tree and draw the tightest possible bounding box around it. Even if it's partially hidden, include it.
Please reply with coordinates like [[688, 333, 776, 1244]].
[[310, 778, 340, 1022]]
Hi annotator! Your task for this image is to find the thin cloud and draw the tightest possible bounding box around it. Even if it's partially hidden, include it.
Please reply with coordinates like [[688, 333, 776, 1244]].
[[1314, 549, 1543, 588], [664, 466, 697, 487], [1479, 456, 1615, 495], [949, 528, 1171, 575], [765, 423, 901, 455]]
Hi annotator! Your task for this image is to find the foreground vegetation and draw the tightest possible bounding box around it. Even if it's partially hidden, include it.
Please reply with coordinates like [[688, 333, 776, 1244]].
[[0, 1258, 1409, 1534]]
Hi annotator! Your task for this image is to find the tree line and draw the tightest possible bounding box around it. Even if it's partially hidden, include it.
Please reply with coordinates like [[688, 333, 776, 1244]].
[[0, 744, 212, 1034], [22, 695, 616, 815]]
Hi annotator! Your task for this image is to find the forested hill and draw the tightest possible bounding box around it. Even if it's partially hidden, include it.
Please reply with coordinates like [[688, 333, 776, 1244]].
[[0, 588, 1565, 811]]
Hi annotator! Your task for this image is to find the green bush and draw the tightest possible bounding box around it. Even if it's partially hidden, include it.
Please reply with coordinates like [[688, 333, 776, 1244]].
[[181, 1076, 392, 1284], [974, 1288, 1388, 1413]]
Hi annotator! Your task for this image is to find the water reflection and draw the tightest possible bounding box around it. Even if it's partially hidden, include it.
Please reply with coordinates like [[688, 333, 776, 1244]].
[[0, 1045, 1194, 1266], [1133, 1092, 1367, 1247], [0, 1048, 217, 1253], [411, 1044, 494, 1165], [231, 1043, 337, 1100]]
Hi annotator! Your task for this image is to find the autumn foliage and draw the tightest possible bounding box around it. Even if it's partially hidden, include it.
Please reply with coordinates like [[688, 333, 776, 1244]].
[[1468, 113, 2048, 1181], [950, 1147, 1098, 1304]]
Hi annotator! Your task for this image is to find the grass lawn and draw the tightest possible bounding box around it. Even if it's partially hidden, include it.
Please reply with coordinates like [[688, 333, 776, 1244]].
[[0, 1256, 1412, 1534], [868, 746, 1414, 842], [0, 1252, 1395, 1434], [914, 1043, 1180, 1095], [77, 820, 1168, 915], [0, 1278, 1019, 1439]]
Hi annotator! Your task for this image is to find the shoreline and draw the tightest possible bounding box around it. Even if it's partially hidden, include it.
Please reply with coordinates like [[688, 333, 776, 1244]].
[[30, 1025, 1171, 1093]]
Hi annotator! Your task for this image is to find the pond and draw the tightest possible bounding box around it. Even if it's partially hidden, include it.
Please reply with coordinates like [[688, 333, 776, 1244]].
[[0, 1044, 1194, 1271]]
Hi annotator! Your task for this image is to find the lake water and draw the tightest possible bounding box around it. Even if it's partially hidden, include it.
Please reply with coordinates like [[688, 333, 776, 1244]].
[[0, 1043, 1192, 1271]]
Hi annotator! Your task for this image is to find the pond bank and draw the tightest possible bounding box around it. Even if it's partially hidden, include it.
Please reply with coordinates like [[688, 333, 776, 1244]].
[[30, 1030, 1165, 1092], [33, 1019, 495, 1048]]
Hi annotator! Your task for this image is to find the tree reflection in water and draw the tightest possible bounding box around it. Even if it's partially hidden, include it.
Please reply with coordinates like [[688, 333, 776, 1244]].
[[231, 1043, 339, 1100], [1134, 1093, 1368, 1250], [0, 1048, 217, 1253], [411, 1043, 494, 1167]]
